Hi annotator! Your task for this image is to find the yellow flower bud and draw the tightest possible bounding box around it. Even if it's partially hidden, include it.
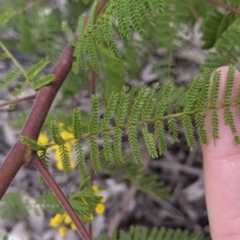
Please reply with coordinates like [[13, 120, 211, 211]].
[[95, 203, 105, 214], [59, 226, 68, 236], [92, 185, 99, 193]]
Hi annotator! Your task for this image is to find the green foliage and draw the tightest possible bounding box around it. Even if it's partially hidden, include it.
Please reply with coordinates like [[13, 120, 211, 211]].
[[97, 225, 211, 240], [0, 46, 54, 96], [4, 0, 240, 238], [20, 136, 46, 151], [0, 191, 62, 221], [50, 120, 72, 175], [69, 178, 103, 223], [71, 0, 164, 73], [102, 156, 171, 199], [202, 9, 236, 49], [0, 9, 15, 29], [23, 66, 240, 173]]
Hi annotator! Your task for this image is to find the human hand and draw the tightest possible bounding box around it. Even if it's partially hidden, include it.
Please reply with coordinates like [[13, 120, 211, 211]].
[[202, 66, 240, 240]]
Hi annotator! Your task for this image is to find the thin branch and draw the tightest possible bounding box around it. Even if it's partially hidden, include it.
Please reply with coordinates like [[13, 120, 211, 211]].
[[207, 0, 240, 16], [31, 155, 92, 240], [0, 94, 36, 108]]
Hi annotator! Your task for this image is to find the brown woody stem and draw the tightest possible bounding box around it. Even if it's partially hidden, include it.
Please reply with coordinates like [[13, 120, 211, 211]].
[[0, 94, 36, 108], [31, 155, 92, 240]]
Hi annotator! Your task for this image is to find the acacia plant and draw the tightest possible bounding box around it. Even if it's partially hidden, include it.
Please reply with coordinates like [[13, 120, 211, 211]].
[[1, 0, 240, 239]]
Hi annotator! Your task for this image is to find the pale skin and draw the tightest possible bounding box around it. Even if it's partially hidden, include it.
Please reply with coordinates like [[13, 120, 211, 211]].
[[202, 66, 240, 240]]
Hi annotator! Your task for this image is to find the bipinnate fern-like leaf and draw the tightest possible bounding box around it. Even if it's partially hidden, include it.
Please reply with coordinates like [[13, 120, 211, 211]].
[[167, 118, 179, 144], [71, 0, 165, 72], [33, 74, 55, 90], [69, 178, 103, 223], [155, 82, 174, 118], [128, 0, 142, 35], [26, 58, 51, 80], [0, 9, 15, 29], [0, 52, 8, 61], [117, 0, 132, 39], [184, 77, 203, 112], [50, 120, 71, 174], [128, 126, 142, 163], [87, 35, 100, 73], [142, 127, 158, 158], [73, 107, 83, 139], [72, 15, 87, 73], [74, 142, 88, 179], [0, 192, 28, 221], [0, 191, 61, 222], [50, 120, 65, 145], [102, 92, 119, 127], [61, 21, 74, 45], [0, 46, 53, 95], [88, 94, 99, 133], [72, 108, 88, 177], [20, 136, 46, 152], [181, 115, 196, 149], [129, 87, 151, 124], [58, 144, 72, 175], [89, 135, 101, 172], [102, 131, 114, 161], [195, 113, 207, 145], [148, 0, 164, 14], [209, 70, 220, 107], [113, 128, 124, 163], [202, 9, 235, 49], [196, 69, 211, 110], [202, 18, 240, 70], [38, 150, 50, 183], [21, 66, 240, 174], [97, 225, 211, 240], [142, 89, 156, 121], [0, 69, 22, 91], [155, 120, 167, 156], [102, 156, 171, 199], [223, 65, 235, 105], [211, 110, 219, 141], [116, 86, 129, 126]]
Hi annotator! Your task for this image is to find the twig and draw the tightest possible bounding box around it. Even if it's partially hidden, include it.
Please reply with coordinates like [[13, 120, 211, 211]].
[[0, 94, 36, 108], [31, 155, 91, 240], [207, 0, 240, 16]]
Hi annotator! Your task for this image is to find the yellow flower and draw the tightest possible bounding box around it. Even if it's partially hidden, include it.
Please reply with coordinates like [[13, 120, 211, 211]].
[[56, 161, 64, 170], [70, 223, 77, 230], [95, 203, 105, 214], [92, 185, 99, 193], [49, 213, 64, 227], [58, 226, 68, 236], [38, 133, 49, 145], [61, 130, 74, 141], [64, 214, 72, 224], [56, 160, 76, 171], [70, 160, 76, 169]]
